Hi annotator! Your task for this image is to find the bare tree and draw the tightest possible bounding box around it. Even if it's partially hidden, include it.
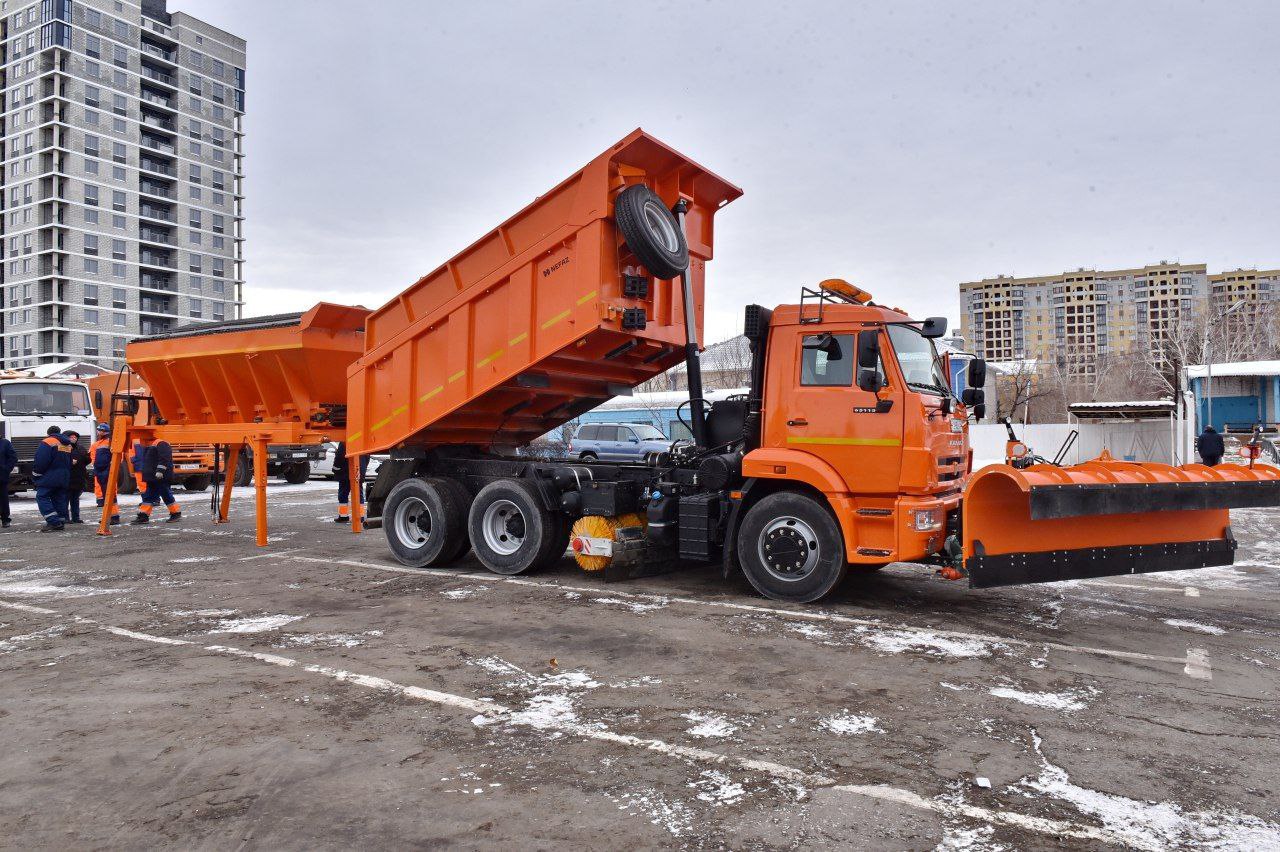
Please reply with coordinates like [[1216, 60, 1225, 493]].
[[995, 360, 1055, 423]]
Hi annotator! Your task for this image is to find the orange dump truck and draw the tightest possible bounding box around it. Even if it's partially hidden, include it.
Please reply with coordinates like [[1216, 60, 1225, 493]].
[[345, 129, 1280, 602]]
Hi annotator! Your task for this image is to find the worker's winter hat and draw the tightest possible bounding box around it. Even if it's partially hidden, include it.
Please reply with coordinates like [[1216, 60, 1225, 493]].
[[46, 425, 61, 435]]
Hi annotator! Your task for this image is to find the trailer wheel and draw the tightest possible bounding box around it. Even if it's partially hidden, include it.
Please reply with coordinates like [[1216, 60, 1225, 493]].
[[614, 184, 689, 280], [282, 462, 310, 485], [232, 453, 253, 487], [117, 466, 138, 495], [183, 475, 211, 492], [468, 479, 560, 575], [736, 492, 848, 603], [384, 477, 468, 568]]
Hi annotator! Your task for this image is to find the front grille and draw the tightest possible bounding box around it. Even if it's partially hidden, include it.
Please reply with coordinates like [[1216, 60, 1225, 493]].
[[11, 437, 43, 462]]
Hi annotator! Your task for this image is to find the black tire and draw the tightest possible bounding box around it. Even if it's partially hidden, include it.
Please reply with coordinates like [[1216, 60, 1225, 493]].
[[736, 491, 848, 603], [282, 462, 310, 485], [383, 477, 468, 568], [233, 454, 253, 487], [579, 452, 598, 462], [183, 475, 211, 492], [117, 465, 137, 495], [468, 479, 560, 576], [613, 184, 689, 280]]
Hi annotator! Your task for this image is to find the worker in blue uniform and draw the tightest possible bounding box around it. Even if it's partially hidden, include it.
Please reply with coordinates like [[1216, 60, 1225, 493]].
[[33, 426, 72, 532]]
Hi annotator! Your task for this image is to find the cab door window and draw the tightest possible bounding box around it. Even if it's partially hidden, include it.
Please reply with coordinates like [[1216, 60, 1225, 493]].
[[800, 334, 854, 386]]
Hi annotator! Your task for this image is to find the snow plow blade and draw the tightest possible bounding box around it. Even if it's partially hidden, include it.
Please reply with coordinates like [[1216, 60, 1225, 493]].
[[962, 456, 1280, 589]]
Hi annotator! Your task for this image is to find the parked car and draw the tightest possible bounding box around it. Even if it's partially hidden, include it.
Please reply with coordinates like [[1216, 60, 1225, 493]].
[[310, 442, 385, 480], [568, 422, 673, 461]]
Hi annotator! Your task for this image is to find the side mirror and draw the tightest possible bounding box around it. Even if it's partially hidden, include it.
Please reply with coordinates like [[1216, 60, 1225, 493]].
[[973, 403, 987, 420], [856, 329, 880, 369], [961, 388, 984, 407], [629, 436, 639, 443], [967, 357, 987, 388], [919, 317, 948, 339], [857, 367, 885, 393], [802, 332, 843, 360]]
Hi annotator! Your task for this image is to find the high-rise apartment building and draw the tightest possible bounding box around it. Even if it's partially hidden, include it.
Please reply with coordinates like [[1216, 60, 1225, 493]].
[[959, 262, 1279, 376], [1, 0, 243, 370]]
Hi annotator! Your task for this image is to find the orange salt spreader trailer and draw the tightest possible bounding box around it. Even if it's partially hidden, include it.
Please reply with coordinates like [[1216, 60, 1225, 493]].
[[341, 127, 1280, 602], [96, 303, 370, 544]]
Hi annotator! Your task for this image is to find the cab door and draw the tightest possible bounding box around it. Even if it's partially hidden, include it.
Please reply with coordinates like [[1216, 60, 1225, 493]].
[[771, 326, 905, 495]]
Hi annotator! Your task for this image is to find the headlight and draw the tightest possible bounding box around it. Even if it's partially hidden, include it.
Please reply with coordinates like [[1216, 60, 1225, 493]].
[[912, 508, 942, 531]]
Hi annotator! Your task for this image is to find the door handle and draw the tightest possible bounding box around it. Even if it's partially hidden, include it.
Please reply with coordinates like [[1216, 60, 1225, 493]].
[[788, 419, 808, 427]]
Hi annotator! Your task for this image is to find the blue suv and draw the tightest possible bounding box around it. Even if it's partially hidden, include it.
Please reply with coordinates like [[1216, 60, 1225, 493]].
[[570, 422, 672, 461]]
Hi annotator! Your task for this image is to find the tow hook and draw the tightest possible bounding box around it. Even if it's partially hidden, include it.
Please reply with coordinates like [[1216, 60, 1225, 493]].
[[937, 534, 967, 581]]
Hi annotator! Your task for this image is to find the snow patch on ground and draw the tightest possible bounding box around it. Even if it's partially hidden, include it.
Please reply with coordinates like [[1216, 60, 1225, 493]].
[[935, 824, 1004, 851], [168, 556, 221, 564], [856, 626, 995, 658], [788, 623, 832, 640], [0, 625, 64, 653], [682, 711, 739, 739], [606, 787, 694, 837], [818, 710, 882, 735], [209, 613, 305, 634], [691, 769, 746, 805], [591, 595, 668, 614], [988, 686, 1096, 712], [1162, 618, 1227, 636], [441, 586, 487, 600], [0, 567, 121, 599], [1016, 729, 1280, 849], [172, 608, 238, 618], [279, 631, 377, 649]]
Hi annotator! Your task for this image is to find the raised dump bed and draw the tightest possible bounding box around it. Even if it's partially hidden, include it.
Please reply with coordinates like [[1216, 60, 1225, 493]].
[[126, 302, 370, 430], [346, 129, 741, 455]]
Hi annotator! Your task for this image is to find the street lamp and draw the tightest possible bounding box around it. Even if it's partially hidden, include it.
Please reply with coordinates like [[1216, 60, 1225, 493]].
[[1205, 299, 1247, 431]]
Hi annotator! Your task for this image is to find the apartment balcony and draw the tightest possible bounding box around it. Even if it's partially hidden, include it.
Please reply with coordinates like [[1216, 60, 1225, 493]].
[[38, 257, 65, 276], [139, 204, 176, 224], [139, 297, 176, 316], [140, 65, 176, 88], [140, 113, 176, 133], [140, 90, 175, 111], [138, 181, 175, 200], [38, 306, 69, 330], [37, 234, 65, 252], [140, 133, 176, 155], [139, 273, 175, 293], [138, 227, 174, 246], [140, 41, 177, 64], [140, 158, 177, 178], [139, 251, 176, 270], [39, 203, 65, 226]]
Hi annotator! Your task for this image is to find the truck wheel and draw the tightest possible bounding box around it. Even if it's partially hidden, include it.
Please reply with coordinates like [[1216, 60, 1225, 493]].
[[579, 452, 597, 462], [613, 183, 689, 280], [117, 466, 137, 495], [183, 475, 211, 492], [283, 462, 310, 484], [233, 454, 253, 487], [736, 492, 848, 603], [468, 479, 560, 575], [384, 477, 468, 568]]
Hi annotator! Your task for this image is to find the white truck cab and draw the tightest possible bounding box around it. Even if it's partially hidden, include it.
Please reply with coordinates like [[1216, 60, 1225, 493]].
[[0, 373, 95, 492]]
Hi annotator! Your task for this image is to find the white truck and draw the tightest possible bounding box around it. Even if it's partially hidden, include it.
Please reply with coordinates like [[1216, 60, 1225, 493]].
[[0, 372, 95, 492]]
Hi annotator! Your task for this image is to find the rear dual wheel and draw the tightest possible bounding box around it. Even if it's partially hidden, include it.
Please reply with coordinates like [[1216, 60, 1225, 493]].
[[468, 479, 567, 575], [384, 477, 471, 568]]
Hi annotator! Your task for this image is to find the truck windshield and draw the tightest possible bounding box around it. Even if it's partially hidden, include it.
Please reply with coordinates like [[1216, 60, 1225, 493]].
[[886, 326, 951, 398], [631, 424, 665, 440], [0, 382, 92, 416]]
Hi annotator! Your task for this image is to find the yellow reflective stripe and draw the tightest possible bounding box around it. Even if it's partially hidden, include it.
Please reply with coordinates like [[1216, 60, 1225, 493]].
[[448, 370, 466, 383], [540, 309, 570, 330], [418, 385, 443, 404], [370, 405, 408, 432], [508, 332, 528, 346], [346, 432, 362, 443], [576, 289, 598, 306], [476, 347, 505, 368], [787, 436, 902, 447]]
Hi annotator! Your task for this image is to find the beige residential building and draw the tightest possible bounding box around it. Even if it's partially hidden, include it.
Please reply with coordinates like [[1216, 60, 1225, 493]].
[[957, 262, 1279, 376]]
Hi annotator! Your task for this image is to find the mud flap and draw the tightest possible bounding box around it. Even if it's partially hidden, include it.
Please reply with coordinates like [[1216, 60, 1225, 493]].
[[962, 457, 1280, 589]]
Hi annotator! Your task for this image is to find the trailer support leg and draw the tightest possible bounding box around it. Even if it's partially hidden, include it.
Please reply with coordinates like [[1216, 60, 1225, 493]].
[[253, 438, 268, 547], [217, 444, 240, 524], [349, 455, 363, 534]]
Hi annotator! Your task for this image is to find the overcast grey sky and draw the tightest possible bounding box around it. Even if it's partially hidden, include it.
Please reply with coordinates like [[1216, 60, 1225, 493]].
[[182, 0, 1279, 343]]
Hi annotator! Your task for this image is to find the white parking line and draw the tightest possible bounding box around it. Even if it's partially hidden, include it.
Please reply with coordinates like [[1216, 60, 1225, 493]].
[[266, 552, 1208, 678], [0, 596, 1148, 849], [1091, 580, 1202, 597]]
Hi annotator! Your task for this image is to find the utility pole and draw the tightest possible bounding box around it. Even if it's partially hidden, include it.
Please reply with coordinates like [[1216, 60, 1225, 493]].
[[1205, 299, 1246, 431]]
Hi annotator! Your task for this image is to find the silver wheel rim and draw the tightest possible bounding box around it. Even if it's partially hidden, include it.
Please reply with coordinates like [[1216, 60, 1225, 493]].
[[643, 201, 680, 253], [758, 516, 820, 582], [393, 496, 430, 548], [481, 498, 524, 556]]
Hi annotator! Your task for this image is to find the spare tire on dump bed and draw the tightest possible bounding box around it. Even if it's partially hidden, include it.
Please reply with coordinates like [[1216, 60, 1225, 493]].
[[613, 183, 689, 281]]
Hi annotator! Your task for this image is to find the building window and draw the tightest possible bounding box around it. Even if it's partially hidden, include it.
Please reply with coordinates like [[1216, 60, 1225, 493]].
[[189, 298, 202, 319], [84, 234, 99, 255], [83, 257, 99, 273], [112, 288, 126, 309], [113, 337, 125, 358], [84, 334, 99, 356], [189, 254, 202, 273], [112, 142, 126, 164], [113, 93, 127, 116], [112, 263, 125, 279], [112, 239, 126, 260], [84, 309, 99, 326], [84, 85, 101, 108], [112, 190, 126, 212], [84, 134, 100, 157], [84, 185, 99, 207]]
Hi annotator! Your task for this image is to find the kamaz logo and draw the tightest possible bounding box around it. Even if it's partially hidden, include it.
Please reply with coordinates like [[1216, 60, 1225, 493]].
[[543, 257, 570, 277]]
